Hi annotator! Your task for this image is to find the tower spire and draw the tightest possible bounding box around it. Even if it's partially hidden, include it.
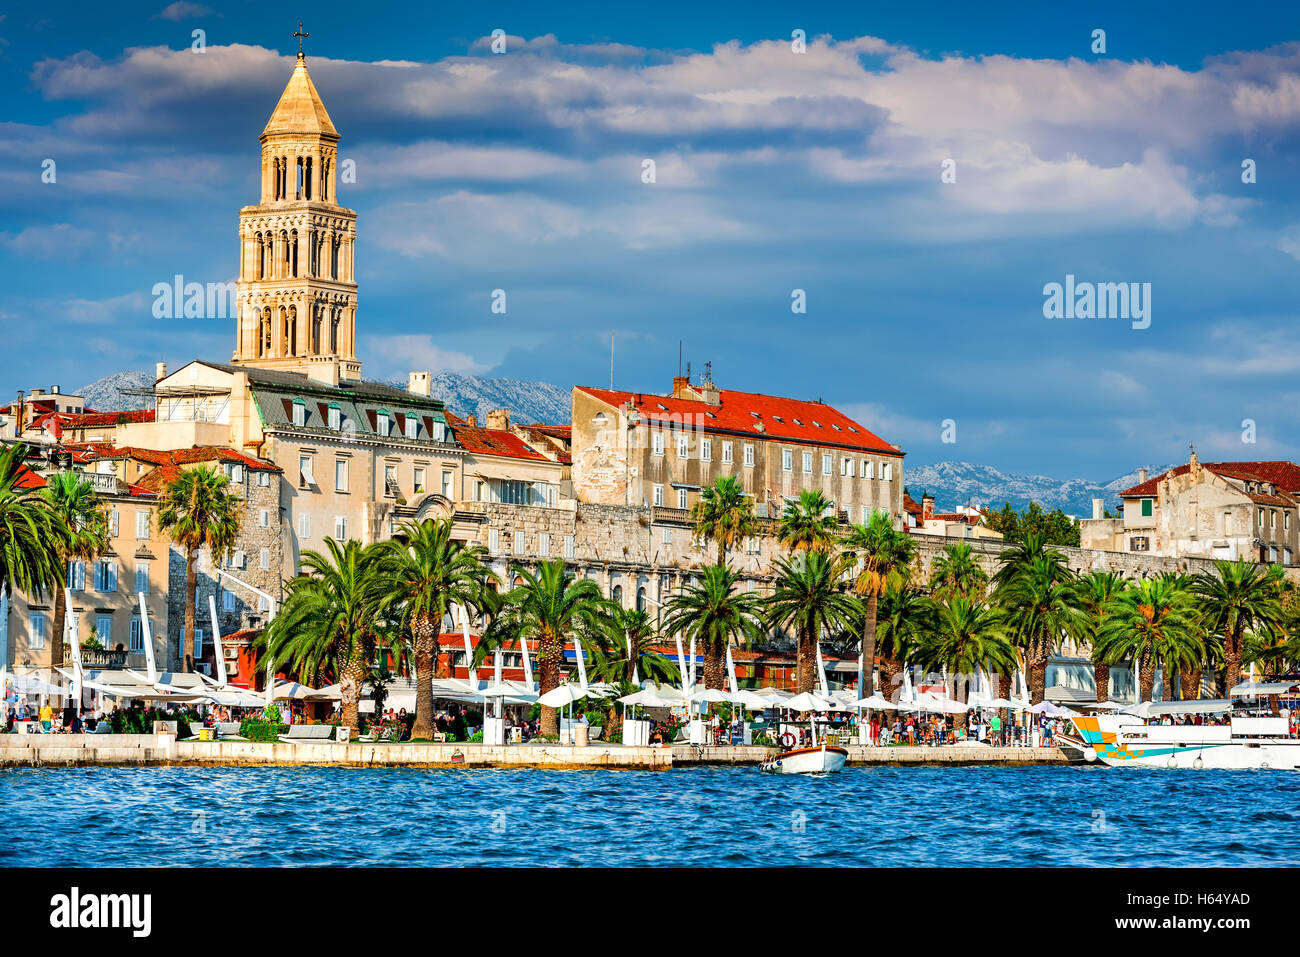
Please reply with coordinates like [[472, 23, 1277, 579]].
[[293, 21, 309, 60]]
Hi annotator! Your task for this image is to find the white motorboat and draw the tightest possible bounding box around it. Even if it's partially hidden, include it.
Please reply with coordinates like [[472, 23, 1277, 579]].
[[759, 741, 848, 774], [1069, 693, 1300, 770]]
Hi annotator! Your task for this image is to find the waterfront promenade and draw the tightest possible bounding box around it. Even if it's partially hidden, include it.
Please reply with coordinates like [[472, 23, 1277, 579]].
[[0, 734, 1068, 769]]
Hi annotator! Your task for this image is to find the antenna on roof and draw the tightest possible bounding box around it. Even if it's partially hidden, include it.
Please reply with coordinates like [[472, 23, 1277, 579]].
[[610, 330, 614, 391], [678, 340, 682, 378]]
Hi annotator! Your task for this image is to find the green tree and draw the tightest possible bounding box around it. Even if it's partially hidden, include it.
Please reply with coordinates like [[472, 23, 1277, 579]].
[[764, 550, 859, 693], [1095, 578, 1204, 703], [841, 512, 916, 696], [991, 533, 1086, 703], [40, 471, 109, 669], [689, 475, 759, 681], [155, 465, 241, 672], [915, 595, 1016, 729], [928, 541, 988, 601], [587, 607, 680, 686], [661, 564, 765, 690], [491, 559, 617, 736], [873, 582, 933, 699], [0, 444, 66, 645], [776, 489, 838, 553], [1074, 570, 1126, 703], [381, 518, 498, 739], [258, 538, 392, 728], [984, 501, 1080, 547], [1193, 559, 1286, 695]]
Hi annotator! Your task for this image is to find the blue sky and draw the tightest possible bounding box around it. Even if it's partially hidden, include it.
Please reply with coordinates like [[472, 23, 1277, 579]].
[[3, 1, 1300, 481]]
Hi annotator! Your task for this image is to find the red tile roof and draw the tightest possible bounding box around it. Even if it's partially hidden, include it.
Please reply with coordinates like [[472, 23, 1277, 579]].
[[903, 492, 923, 516], [77, 445, 279, 472], [577, 385, 900, 454], [1121, 461, 1300, 499], [62, 410, 155, 429], [451, 426, 550, 462]]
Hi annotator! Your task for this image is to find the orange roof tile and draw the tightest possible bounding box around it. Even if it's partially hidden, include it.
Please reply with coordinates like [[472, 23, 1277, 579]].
[[577, 385, 900, 455], [1121, 461, 1300, 499], [452, 426, 550, 462]]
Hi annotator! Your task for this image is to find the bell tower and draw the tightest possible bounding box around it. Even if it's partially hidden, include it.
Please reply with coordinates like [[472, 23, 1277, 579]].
[[233, 25, 360, 385]]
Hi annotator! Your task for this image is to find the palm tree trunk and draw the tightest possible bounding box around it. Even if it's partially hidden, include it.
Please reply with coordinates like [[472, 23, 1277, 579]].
[[1028, 653, 1048, 705], [1093, 660, 1109, 703], [539, 627, 561, 736], [861, 589, 878, 698], [953, 675, 967, 732], [338, 651, 365, 730], [410, 613, 438, 740], [1186, 664, 1202, 700], [796, 624, 815, 693], [1180, 666, 1196, 700], [998, 672, 1011, 729], [1138, 655, 1156, 703], [703, 638, 725, 690], [879, 656, 901, 701], [183, 546, 198, 673], [50, 574, 67, 672], [1162, 666, 1175, 701], [1221, 626, 1244, 696]]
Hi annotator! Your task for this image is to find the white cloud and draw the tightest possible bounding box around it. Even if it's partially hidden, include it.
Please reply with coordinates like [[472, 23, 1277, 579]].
[[360, 335, 488, 376]]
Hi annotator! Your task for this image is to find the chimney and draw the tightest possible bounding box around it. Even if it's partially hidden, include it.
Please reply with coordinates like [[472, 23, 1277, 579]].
[[1092, 497, 1104, 521], [1137, 468, 1148, 484], [671, 375, 691, 398], [408, 371, 431, 396], [485, 409, 510, 432], [466, 414, 477, 427], [155, 361, 168, 381], [922, 492, 934, 521], [50, 385, 60, 395]]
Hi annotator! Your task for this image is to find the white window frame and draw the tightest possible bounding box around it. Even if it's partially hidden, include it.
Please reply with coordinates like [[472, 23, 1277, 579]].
[[653, 484, 664, 507], [333, 516, 347, 541], [822, 453, 832, 475], [299, 455, 315, 488], [134, 562, 149, 594], [722, 442, 733, 464], [677, 488, 688, 510], [677, 433, 689, 459], [782, 449, 792, 472], [564, 534, 575, 559], [701, 437, 712, 461], [652, 430, 665, 457], [298, 513, 311, 539], [538, 532, 550, 557], [135, 509, 150, 539], [802, 451, 813, 474], [29, 612, 45, 650], [335, 459, 348, 493]]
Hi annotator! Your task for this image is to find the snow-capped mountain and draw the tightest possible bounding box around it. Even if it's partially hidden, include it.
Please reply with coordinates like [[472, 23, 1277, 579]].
[[77, 369, 572, 426], [905, 461, 1177, 518]]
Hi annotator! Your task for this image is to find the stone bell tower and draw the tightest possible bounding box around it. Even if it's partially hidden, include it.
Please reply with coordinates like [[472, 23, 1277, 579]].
[[233, 26, 360, 385]]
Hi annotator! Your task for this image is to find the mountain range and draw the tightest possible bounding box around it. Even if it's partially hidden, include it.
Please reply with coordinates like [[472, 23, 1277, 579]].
[[76, 369, 1170, 515], [904, 461, 1178, 518], [77, 369, 572, 426]]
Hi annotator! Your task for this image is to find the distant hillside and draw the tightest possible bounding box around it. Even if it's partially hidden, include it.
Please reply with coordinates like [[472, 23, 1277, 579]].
[[906, 461, 1178, 518], [78, 369, 572, 425]]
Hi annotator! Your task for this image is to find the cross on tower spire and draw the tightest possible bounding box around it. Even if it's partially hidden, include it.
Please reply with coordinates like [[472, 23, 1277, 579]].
[[293, 22, 309, 60]]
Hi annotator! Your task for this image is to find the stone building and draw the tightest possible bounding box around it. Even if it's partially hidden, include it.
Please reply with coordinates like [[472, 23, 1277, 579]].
[[2, 463, 171, 688], [571, 373, 905, 526], [233, 46, 358, 386], [1080, 452, 1300, 565]]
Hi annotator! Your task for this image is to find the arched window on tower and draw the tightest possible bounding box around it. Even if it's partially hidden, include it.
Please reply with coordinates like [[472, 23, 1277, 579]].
[[612, 584, 623, 607], [304, 156, 313, 201], [321, 159, 330, 201], [330, 236, 339, 279], [311, 306, 322, 354], [289, 230, 298, 278], [259, 308, 271, 357], [281, 231, 290, 278], [330, 308, 340, 354], [636, 586, 647, 612], [295, 156, 303, 200], [287, 305, 298, 356], [254, 233, 264, 280]]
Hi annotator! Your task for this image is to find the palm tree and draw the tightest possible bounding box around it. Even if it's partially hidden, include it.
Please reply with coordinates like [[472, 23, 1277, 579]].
[[776, 489, 838, 553], [381, 518, 498, 740], [587, 607, 680, 686], [842, 512, 916, 696], [40, 471, 109, 670], [915, 595, 1016, 729], [692, 475, 759, 567], [874, 582, 932, 700], [1193, 559, 1285, 695], [928, 541, 988, 601], [154, 465, 242, 672], [661, 564, 765, 689], [1074, 570, 1126, 703], [992, 534, 1085, 704], [258, 538, 392, 728], [1094, 578, 1204, 703], [0, 443, 66, 615], [764, 550, 859, 693], [689, 475, 759, 682], [491, 559, 617, 736]]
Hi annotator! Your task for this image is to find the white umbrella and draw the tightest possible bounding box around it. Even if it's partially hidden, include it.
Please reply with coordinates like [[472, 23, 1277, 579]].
[[206, 687, 268, 708], [270, 680, 319, 700], [733, 689, 779, 710], [536, 684, 593, 708], [306, 683, 342, 701], [850, 694, 899, 710], [1028, 701, 1078, 717], [781, 691, 838, 712], [689, 687, 735, 705], [618, 688, 680, 708]]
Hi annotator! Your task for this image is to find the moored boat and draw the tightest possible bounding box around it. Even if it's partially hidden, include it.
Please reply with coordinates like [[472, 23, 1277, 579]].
[[1070, 694, 1300, 770], [759, 741, 849, 774]]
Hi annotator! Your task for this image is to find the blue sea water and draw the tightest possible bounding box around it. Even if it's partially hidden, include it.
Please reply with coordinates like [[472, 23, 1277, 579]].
[[2, 765, 1296, 867]]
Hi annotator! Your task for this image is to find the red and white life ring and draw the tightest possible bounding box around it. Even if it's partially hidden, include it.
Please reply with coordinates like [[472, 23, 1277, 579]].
[[779, 732, 796, 749]]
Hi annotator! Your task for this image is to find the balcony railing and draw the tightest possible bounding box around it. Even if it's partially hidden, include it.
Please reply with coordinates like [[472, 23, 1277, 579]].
[[65, 648, 129, 670]]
